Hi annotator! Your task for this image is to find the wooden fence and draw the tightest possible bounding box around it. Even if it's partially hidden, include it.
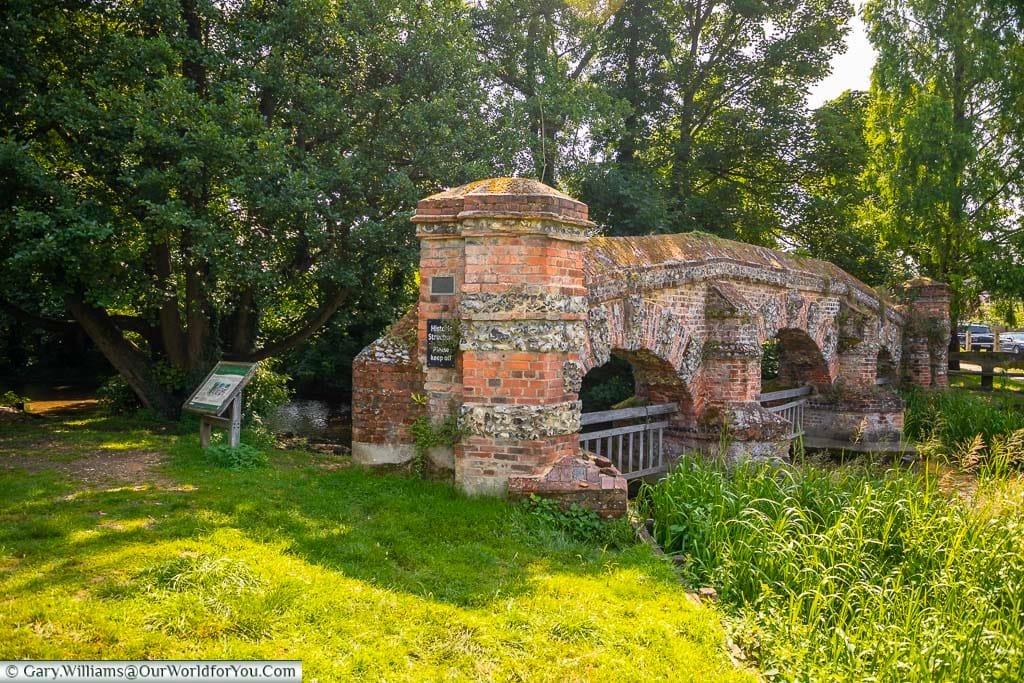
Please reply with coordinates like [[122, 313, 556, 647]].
[[759, 385, 812, 439], [578, 403, 677, 480]]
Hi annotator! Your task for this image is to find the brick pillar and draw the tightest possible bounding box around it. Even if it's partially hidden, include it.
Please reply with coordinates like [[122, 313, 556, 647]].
[[698, 285, 789, 463], [899, 278, 951, 389], [412, 179, 594, 497], [836, 308, 880, 389]]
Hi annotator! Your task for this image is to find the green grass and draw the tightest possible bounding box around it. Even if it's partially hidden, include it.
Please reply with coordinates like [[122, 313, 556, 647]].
[[948, 373, 1024, 394], [640, 457, 1024, 682], [903, 386, 1024, 473], [0, 409, 753, 682]]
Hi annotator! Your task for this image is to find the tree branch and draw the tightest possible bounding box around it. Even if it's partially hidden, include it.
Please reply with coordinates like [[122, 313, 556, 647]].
[[0, 298, 78, 333], [238, 287, 350, 362]]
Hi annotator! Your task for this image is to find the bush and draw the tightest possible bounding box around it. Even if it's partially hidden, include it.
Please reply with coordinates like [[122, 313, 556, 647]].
[[206, 443, 268, 469], [579, 356, 635, 411], [97, 375, 142, 414], [243, 363, 293, 425], [0, 390, 28, 409], [639, 457, 1024, 681]]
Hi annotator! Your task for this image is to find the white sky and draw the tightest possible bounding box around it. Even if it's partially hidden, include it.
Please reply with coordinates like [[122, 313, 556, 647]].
[[807, 6, 877, 109]]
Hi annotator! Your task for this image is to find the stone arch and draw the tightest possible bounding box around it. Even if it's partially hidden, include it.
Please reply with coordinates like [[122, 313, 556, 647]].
[[877, 348, 897, 385], [581, 297, 702, 430], [755, 290, 841, 381], [771, 327, 833, 392], [582, 299, 698, 389]]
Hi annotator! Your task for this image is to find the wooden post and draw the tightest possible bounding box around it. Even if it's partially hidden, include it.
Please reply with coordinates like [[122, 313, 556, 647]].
[[995, 332, 1001, 353], [200, 419, 212, 448], [965, 328, 972, 352], [229, 391, 242, 448]]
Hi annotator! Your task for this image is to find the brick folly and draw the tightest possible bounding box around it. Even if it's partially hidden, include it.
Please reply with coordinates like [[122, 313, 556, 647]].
[[351, 178, 950, 516]]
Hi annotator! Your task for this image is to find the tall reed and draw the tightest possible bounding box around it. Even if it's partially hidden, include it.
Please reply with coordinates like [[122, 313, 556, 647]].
[[903, 387, 1024, 475], [640, 458, 1024, 681]]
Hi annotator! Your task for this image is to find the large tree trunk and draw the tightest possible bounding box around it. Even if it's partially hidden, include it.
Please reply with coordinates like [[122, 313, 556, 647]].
[[64, 295, 181, 419]]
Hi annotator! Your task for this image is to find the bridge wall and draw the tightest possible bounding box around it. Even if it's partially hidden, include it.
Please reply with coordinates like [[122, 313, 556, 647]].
[[351, 179, 951, 515]]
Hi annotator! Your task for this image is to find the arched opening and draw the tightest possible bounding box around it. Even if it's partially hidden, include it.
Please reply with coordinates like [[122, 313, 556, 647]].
[[876, 348, 897, 386], [579, 355, 635, 412], [578, 348, 696, 482], [762, 328, 831, 392]]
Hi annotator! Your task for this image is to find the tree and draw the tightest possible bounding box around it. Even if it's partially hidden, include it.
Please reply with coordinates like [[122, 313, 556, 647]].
[[579, 0, 852, 243], [472, 0, 613, 185], [863, 0, 1024, 333], [0, 0, 488, 417], [788, 90, 905, 287]]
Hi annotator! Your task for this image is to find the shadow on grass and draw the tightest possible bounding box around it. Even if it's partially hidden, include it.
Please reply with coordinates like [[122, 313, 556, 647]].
[[0, 412, 678, 610]]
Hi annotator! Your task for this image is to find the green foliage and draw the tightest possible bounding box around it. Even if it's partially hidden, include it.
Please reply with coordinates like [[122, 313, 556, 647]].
[[409, 413, 464, 478], [242, 363, 292, 424], [0, 390, 28, 409], [791, 90, 907, 287], [524, 494, 633, 548], [863, 0, 1024, 324], [96, 376, 142, 415], [579, 0, 851, 243], [0, 0, 490, 415], [640, 457, 1024, 681], [579, 355, 635, 412], [205, 442, 268, 470], [472, 0, 612, 184]]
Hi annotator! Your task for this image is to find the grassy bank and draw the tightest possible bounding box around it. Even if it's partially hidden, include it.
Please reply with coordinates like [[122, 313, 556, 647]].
[[640, 455, 1024, 681], [903, 386, 1024, 473], [0, 406, 752, 682]]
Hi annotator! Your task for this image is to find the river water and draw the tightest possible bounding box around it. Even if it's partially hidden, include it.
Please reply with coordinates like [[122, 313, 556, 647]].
[[266, 399, 352, 444]]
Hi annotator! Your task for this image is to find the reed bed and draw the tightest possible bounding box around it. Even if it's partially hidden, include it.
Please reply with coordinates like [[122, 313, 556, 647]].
[[903, 387, 1024, 475], [640, 458, 1024, 681]]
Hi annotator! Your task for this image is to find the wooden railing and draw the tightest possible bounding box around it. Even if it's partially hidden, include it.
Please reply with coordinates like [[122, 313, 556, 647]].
[[759, 386, 812, 439], [579, 403, 677, 480], [949, 351, 1024, 391]]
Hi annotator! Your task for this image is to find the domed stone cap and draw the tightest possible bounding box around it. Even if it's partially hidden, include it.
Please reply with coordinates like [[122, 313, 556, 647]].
[[412, 177, 590, 224]]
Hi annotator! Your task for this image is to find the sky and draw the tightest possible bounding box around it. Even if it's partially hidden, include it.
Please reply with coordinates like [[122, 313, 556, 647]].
[[807, 7, 877, 109]]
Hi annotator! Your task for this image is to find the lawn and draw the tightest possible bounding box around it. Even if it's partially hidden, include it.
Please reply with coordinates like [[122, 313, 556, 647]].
[[0, 406, 754, 682]]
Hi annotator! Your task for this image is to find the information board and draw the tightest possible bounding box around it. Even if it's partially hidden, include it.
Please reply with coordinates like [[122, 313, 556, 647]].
[[426, 319, 457, 368], [183, 361, 258, 415]]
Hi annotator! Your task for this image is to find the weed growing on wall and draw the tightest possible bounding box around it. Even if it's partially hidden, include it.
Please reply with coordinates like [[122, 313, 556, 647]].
[[409, 414, 464, 478], [524, 494, 633, 548]]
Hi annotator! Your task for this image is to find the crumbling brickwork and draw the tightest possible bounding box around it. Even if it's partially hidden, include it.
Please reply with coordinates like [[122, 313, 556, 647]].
[[351, 308, 426, 465], [351, 178, 950, 515]]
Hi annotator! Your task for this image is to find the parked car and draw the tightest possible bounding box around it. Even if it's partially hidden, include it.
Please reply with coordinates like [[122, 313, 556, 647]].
[[958, 323, 995, 351], [1001, 330, 1024, 354]]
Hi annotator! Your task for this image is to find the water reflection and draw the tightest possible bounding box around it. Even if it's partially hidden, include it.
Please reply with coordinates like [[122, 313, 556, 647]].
[[267, 399, 352, 444]]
